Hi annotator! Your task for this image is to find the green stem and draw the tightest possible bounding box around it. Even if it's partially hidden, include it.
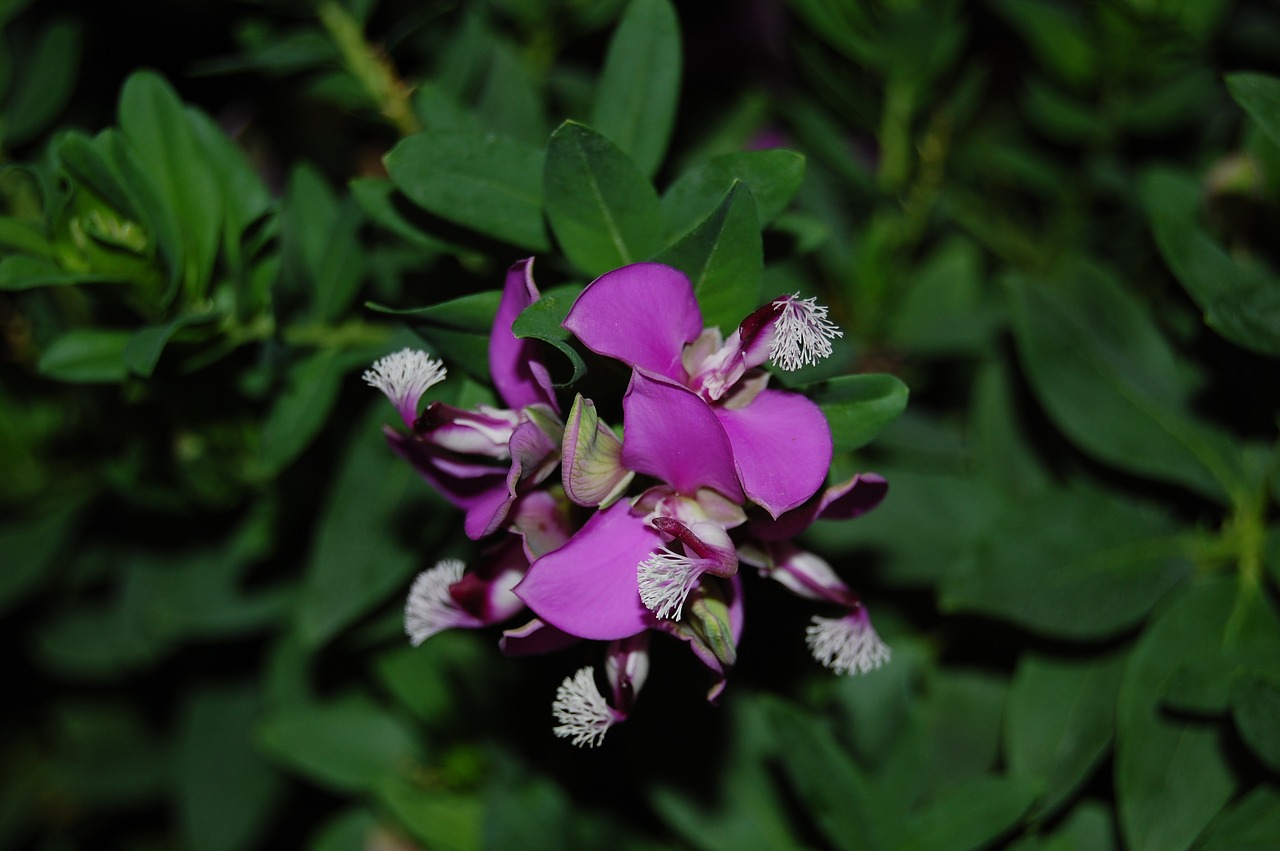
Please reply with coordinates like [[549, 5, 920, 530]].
[[317, 0, 420, 136], [878, 76, 915, 192]]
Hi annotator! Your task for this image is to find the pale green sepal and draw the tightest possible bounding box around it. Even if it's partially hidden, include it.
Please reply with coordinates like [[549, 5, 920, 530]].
[[561, 394, 634, 508]]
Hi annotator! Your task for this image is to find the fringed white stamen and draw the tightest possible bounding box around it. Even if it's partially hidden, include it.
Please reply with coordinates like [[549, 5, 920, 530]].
[[363, 348, 447, 420], [805, 612, 891, 675], [552, 666, 617, 748], [404, 558, 467, 646], [637, 548, 705, 621], [769, 294, 843, 371]]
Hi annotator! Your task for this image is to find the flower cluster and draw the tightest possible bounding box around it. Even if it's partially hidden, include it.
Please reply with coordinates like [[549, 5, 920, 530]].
[[366, 259, 891, 747]]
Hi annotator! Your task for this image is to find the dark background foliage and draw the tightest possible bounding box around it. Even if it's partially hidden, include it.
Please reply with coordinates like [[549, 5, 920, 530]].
[[2, 0, 1279, 849]]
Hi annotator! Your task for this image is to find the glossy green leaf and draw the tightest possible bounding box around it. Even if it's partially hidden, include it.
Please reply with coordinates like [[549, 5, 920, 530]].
[[1005, 651, 1126, 817], [368, 290, 501, 384], [544, 121, 663, 277], [511, 284, 586, 386], [661, 149, 806, 241], [806, 373, 910, 453], [589, 0, 681, 177], [941, 486, 1191, 639], [1141, 169, 1280, 357], [385, 130, 549, 251], [1116, 579, 1238, 851], [37, 328, 131, 383], [1007, 263, 1244, 502], [256, 694, 422, 792], [176, 685, 283, 851], [655, 182, 763, 334]]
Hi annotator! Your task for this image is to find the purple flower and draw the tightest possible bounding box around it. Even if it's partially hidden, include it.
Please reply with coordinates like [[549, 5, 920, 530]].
[[561, 262, 838, 518], [366, 259, 564, 539], [551, 634, 649, 747]]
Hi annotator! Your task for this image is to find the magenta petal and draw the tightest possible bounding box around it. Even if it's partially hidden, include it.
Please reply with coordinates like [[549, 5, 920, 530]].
[[499, 618, 581, 656], [714, 388, 832, 518], [385, 427, 510, 539], [490, 258, 558, 412], [622, 371, 744, 502], [752, 472, 889, 541], [562, 263, 703, 382], [514, 501, 659, 640]]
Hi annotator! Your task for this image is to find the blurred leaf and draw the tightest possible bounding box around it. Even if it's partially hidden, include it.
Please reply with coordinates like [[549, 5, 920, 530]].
[[590, 0, 681, 178], [1227, 71, 1280, 149], [37, 328, 131, 383], [987, 0, 1097, 86], [1195, 785, 1280, 851], [476, 40, 546, 145], [511, 284, 587, 386], [1007, 262, 1245, 502], [385, 130, 549, 252], [294, 403, 433, 647], [901, 775, 1038, 851], [123, 309, 221, 377], [888, 237, 1001, 355], [176, 685, 283, 851], [763, 695, 900, 850], [484, 760, 571, 851], [1, 19, 81, 148], [376, 778, 482, 851], [1005, 651, 1126, 817], [971, 359, 1053, 497], [661, 149, 806, 241], [807, 373, 910, 453], [1231, 673, 1280, 773], [279, 164, 364, 323], [257, 694, 423, 792], [119, 71, 222, 299], [1141, 169, 1280, 357], [921, 669, 1008, 794], [655, 182, 762, 334], [307, 809, 379, 851], [0, 216, 54, 257], [0, 255, 135, 289], [941, 486, 1191, 639], [50, 702, 168, 808], [375, 632, 487, 726], [544, 121, 663, 277], [1116, 579, 1238, 851], [350, 177, 455, 253], [257, 348, 356, 476], [0, 500, 82, 615]]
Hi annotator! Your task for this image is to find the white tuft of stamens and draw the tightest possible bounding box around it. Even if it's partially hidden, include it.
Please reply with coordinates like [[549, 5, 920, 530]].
[[552, 666, 618, 748], [805, 612, 891, 675], [637, 548, 705, 621], [404, 558, 468, 646], [769, 294, 843, 371], [363, 348, 447, 421]]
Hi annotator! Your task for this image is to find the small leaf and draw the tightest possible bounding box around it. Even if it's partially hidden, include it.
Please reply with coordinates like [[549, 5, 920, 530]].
[[256, 348, 350, 476], [367, 290, 501, 384], [806, 373, 909, 453], [510, 285, 587, 386], [900, 775, 1038, 851], [1227, 71, 1280, 150], [661, 149, 806, 241], [385, 130, 549, 251], [589, 0, 682, 177], [37, 328, 131, 383], [376, 778, 482, 851], [122, 309, 221, 377], [544, 121, 663, 277], [655, 182, 763, 334], [1232, 673, 1280, 773], [1, 19, 81, 148]]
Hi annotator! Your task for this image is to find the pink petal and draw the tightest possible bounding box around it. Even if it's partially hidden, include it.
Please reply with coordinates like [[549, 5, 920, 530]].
[[713, 388, 832, 518], [622, 371, 744, 502], [751, 472, 888, 541], [562, 263, 703, 382], [513, 501, 660, 640], [490, 258, 558, 412]]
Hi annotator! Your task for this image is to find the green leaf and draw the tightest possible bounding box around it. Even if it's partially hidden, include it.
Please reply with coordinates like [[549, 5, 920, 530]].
[[176, 685, 283, 851], [256, 349, 348, 476], [1116, 579, 1238, 851], [511, 284, 587, 386], [256, 694, 423, 792], [655, 182, 763, 334], [544, 120, 663, 277], [375, 632, 486, 726], [368, 290, 501, 384], [901, 775, 1038, 851], [1232, 673, 1280, 773], [941, 486, 1191, 639], [1140, 169, 1280, 357], [589, 0, 682, 177], [661, 149, 806, 241], [384, 130, 549, 251], [888, 237, 1002, 355], [278, 165, 364, 323], [1006, 262, 1244, 502], [476, 40, 547, 145], [376, 779, 482, 851], [123, 309, 222, 377], [294, 403, 439, 647], [308, 809, 379, 851], [806, 373, 910, 453], [0, 216, 54, 257], [1005, 651, 1126, 818], [0, 501, 82, 615], [37, 328, 131, 383], [118, 71, 223, 300], [1195, 786, 1280, 851], [350, 177, 455, 254], [0, 255, 135, 290], [1, 19, 81, 148], [1227, 71, 1280, 150]]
